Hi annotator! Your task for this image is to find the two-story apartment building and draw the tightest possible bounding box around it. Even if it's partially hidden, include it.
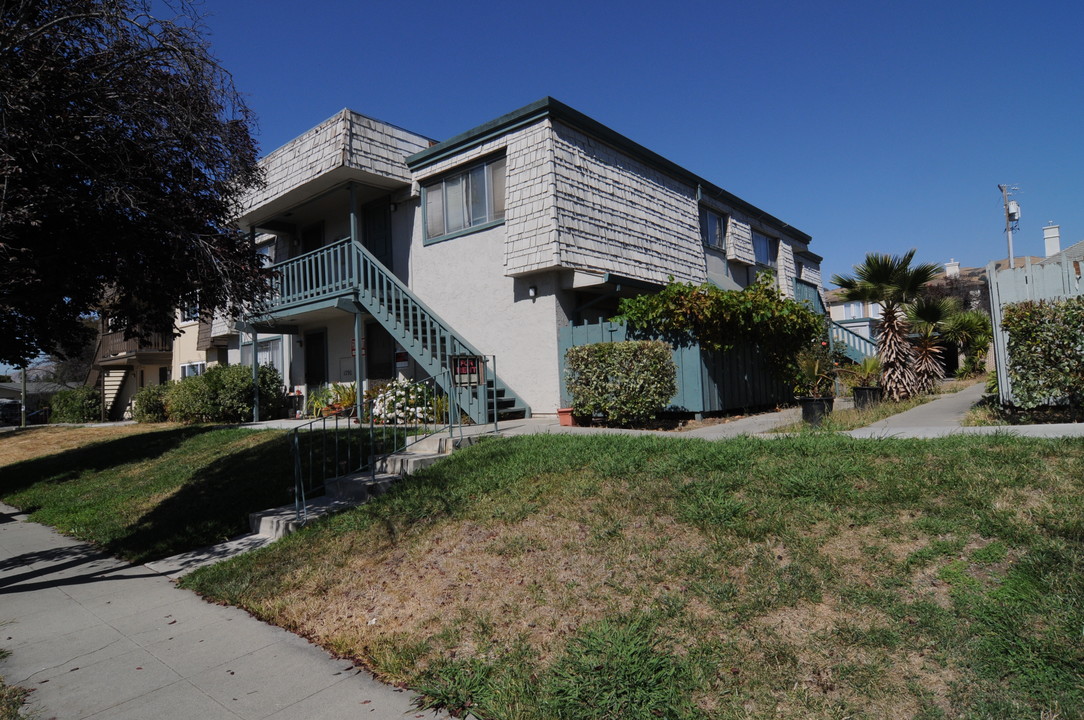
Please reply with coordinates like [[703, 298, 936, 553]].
[[229, 97, 824, 419]]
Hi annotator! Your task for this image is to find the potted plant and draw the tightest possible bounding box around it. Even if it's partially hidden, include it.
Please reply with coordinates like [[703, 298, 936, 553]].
[[845, 356, 882, 410], [794, 344, 836, 426]]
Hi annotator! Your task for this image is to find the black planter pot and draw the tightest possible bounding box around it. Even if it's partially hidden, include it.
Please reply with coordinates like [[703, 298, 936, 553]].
[[852, 385, 881, 410], [798, 396, 834, 425]]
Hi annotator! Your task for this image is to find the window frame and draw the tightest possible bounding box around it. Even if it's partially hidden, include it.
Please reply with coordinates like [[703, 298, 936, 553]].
[[751, 230, 779, 269], [179, 362, 205, 378], [699, 207, 728, 251], [422, 154, 507, 245]]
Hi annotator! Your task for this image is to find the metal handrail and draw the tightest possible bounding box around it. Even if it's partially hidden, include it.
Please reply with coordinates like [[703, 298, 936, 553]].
[[287, 409, 369, 526], [287, 371, 464, 526]]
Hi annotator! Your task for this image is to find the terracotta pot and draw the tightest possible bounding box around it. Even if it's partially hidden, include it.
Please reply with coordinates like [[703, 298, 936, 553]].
[[557, 407, 576, 427]]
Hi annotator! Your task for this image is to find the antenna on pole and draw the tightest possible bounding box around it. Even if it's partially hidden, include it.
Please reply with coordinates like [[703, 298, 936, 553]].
[[998, 184, 1020, 268]]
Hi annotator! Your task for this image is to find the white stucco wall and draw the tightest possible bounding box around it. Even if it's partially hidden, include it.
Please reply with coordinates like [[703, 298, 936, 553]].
[[406, 222, 564, 414]]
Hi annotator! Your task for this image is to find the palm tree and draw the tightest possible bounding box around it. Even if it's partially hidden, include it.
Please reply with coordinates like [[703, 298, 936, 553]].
[[907, 296, 957, 393], [831, 250, 940, 401]]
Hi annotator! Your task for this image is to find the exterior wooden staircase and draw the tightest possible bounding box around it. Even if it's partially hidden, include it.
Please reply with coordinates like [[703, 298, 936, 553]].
[[256, 238, 529, 424]]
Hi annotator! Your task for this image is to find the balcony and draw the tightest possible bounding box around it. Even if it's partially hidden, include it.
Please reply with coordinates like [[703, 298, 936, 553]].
[[95, 330, 174, 367]]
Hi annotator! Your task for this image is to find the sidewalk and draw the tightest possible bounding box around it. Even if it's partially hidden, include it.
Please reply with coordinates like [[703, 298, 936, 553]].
[[0, 502, 447, 720], [844, 383, 1084, 439]]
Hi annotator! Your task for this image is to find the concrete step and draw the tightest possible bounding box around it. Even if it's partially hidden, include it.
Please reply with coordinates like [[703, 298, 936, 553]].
[[146, 533, 277, 580], [326, 472, 399, 502], [376, 451, 444, 476]]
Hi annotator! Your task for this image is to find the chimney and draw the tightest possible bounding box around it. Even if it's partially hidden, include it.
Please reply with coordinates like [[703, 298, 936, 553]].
[[1044, 224, 1061, 258], [944, 258, 960, 278]]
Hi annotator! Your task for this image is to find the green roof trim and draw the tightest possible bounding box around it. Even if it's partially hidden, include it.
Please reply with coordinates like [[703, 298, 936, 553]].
[[406, 97, 812, 244]]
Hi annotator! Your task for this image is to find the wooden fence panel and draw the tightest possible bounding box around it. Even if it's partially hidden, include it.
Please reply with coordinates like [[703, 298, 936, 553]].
[[558, 320, 790, 414]]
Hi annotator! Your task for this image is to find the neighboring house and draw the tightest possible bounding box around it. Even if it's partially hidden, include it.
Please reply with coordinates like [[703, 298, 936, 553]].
[[0, 381, 70, 423], [171, 306, 242, 381], [825, 290, 882, 341], [86, 318, 172, 420], [225, 97, 827, 418]]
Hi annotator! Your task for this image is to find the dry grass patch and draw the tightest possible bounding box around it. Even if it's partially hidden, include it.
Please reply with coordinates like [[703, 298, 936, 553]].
[[181, 434, 1084, 719], [0, 423, 168, 466]]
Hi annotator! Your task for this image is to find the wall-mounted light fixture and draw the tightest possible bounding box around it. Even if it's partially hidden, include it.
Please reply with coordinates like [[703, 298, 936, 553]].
[[528, 286, 537, 299]]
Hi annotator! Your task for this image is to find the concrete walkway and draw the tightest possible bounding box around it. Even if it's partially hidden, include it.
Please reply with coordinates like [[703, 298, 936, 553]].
[[0, 502, 448, 720], [4, 383, 1083, 719]]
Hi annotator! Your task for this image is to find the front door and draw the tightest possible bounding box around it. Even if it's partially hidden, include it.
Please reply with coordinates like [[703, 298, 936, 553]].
[[304, 331, 327, 386], [363, 198, 393, 270]]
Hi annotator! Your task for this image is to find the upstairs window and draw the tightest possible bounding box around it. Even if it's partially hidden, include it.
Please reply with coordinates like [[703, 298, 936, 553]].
[[752, 231, 778, 268], [424, 155, 507, 241], [181, 303, 199, 322], [699, 208, 728, 250]]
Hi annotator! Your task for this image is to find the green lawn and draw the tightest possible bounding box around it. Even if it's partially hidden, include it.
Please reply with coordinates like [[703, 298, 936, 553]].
[[0, 426, 293, 563], [179, 433, 1084, 720]]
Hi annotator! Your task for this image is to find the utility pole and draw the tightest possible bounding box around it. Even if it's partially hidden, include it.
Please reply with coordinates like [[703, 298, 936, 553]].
[[998, 184, 1020, 268], [20, 366, 27, 428]]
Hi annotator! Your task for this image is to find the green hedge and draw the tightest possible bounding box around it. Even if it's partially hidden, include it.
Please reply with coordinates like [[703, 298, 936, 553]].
[[1002, 295, 1084, 410], [49, 386, 100, 423], [150, 364, 286, 424], [133, 383, 169, 422], [565, 340, 676, 426]]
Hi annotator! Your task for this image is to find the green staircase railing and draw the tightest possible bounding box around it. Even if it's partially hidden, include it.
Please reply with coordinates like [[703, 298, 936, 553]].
[[829, 322, 877, 363], [265, 238, 528, 424], [794, 278, 877, 363]]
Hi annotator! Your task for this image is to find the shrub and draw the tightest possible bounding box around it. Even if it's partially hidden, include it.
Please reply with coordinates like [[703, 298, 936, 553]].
[[1001, 296, 1084, 410], [371, 378, 433, 424], [164, 373, 215, 423], [49, 385, 100, 423], [133, 383, 170, 422], [165, 364, 286, 424], [564, 340, 676, 426], [207, 364, 286, 422]]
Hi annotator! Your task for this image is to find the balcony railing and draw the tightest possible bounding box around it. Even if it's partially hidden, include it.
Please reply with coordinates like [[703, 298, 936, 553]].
[[97, 331, 173, 361]]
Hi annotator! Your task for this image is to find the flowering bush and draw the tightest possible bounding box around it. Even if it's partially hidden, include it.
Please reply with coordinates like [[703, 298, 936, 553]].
[[370, 378, 434, 424]]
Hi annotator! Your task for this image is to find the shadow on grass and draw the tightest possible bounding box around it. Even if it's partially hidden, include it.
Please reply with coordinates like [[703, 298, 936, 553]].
[[106, 433, 294, 563], [0, 426, 214, 496]]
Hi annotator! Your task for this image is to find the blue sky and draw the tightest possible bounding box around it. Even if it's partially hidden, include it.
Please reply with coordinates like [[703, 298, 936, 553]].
[[195, 0, 1084, 284], [6, 1, 1081, 376]]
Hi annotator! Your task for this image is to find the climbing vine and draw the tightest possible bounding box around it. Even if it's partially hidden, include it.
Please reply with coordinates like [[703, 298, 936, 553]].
[[616, 275, 823, 372]]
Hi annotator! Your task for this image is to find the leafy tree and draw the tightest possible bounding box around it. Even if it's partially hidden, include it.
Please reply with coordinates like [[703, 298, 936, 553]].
[[0, 0, 266, 368], [831, 250, 940, 401]]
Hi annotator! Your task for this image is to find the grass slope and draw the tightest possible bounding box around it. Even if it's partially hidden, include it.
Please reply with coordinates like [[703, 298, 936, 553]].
[[0, 425, 293, 563], [181, 433, 1084, 720]]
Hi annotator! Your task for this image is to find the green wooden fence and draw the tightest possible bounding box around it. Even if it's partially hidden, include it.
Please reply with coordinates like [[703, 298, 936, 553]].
[[557, 320, 790, 414]]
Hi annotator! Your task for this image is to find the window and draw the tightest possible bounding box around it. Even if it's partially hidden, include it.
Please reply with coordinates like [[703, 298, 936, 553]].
[[752, 231, 778, 268], [256, 243, 274, 267], [240, 338, 284, 380], [845, 301, 863, 320], [424, 156, 506, 241], [699, 208, 728, 250], [181, 303, 199, 322], [180, 362, 205, 378]]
